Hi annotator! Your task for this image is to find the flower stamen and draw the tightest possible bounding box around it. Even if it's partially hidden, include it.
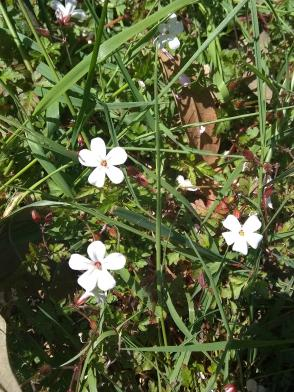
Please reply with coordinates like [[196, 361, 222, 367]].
[[94, 261, 102, 269], [239, 229, 245, 236], [100, 159, 108, 168]]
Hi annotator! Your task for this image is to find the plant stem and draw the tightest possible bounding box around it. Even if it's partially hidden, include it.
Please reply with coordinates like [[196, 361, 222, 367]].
[[71, 0, 109, 146], [154, 47, 168, 347], [187, 233, 231, 338], [0, 2, 33, 73], [0, 158, 38, 192]]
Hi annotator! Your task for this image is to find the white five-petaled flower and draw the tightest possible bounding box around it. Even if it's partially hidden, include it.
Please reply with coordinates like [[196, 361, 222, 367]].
[[69, 241, 126, 292], [176, 175, 198, 192], [76, 287, 107, 305], [157, 14, 183, 50], [222, 214, 263, 255], [79, 137, 127, 188], [50, 0, 87, 25]]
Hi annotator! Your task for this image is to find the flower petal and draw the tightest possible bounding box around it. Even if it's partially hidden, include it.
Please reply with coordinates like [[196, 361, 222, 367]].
[[71, 9, 87, 20], [222, 231, 236, 246], [87, 241, 106, 262], [77, 269, 99, 291], [97, 270, 116, 291], [88, 166, 106, 188], [79, 149, 99, 167], [50, 1, 65, 11], [168, 36, 180, 50], [65, 0, 77, 14], [156, 35, 167, 48], [222, 215, 241, 232], [158, 22, 168, 34], [103, 253, 126, 270], [232, 236, 248, 255], [69, 254, 92, 270], [91, 287, 107, 304], [173, 20, 184, 34], [106, 147, 127, 166], [245, 232, 263, 249], [106, 165, 124, 184], [243, 215, 262, 233], [78, 288, 106, 305], [90, 137, 106, 159]]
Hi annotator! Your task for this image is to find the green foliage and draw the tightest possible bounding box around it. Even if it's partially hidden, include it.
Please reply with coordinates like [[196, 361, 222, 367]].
[[0, 0, 293, 391]]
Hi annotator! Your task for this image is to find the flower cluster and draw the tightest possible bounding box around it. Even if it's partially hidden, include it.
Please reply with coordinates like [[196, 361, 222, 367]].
[[62, 11, 264, 306], [68, 137, 128, 304]]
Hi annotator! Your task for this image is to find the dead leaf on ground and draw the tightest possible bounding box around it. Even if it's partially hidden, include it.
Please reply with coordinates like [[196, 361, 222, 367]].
[[159, 50, 220, 165]]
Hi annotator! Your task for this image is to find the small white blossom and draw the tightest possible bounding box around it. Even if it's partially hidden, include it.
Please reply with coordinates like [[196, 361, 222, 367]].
[[79, 137, 127, 188], [199, 126, 206, 134], [50, 0, 87, 24], [203, 64, 211, 76], [156, 14, 183, 50], [138, 80, 146, 90], [176, 175, 198, 191], [222, 214, 263, 255], [69, 241, 126, 292]]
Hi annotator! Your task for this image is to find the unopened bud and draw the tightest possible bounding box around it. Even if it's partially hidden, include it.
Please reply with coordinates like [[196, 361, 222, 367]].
[[31, 209, 41, 224], [224, 384, 237, 392]]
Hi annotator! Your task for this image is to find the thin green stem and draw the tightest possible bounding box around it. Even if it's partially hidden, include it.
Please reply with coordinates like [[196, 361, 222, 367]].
[[0, 2, 33, 73], [0, 158, 38, 192], [71, 0, 108, 146], [186, 233, 231, 338], [16, 162, 73, 206], [154, 48, 168, 347], [250, 0, 266, 208]]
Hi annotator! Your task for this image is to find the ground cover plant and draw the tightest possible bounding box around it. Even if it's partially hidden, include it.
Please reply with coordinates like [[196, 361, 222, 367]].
[[0, 0, 293, 391]]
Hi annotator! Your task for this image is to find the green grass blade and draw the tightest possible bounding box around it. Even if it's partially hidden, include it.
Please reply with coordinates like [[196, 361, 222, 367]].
[[33, 0, 196, 115]]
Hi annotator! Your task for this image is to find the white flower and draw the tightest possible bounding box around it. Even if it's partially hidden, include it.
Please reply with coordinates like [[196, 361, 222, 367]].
[[76, 287, 106, 305], [199, 126, 206, 134], [138, 80, 146, 90], [157, 14, 183, 50], [69, 241, 126, 292], [50, 0, 87, 24], [203, 64, 211, 76], [79, 137, 127, 188], [176, 175, 198, 191], [222, 214, 263, 255]]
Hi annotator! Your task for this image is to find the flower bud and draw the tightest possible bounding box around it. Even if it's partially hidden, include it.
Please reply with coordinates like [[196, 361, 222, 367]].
[[31, 209, 41, 224], [224, 384, 237, 392]]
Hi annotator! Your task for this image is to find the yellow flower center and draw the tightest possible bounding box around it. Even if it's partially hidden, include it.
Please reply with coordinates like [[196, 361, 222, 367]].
[[239, 229, 245, 236]]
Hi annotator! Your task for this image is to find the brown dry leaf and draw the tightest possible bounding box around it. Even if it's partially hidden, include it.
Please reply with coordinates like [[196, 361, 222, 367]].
[[159, 50, 220, 165], [244, 30, 273, 103]]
